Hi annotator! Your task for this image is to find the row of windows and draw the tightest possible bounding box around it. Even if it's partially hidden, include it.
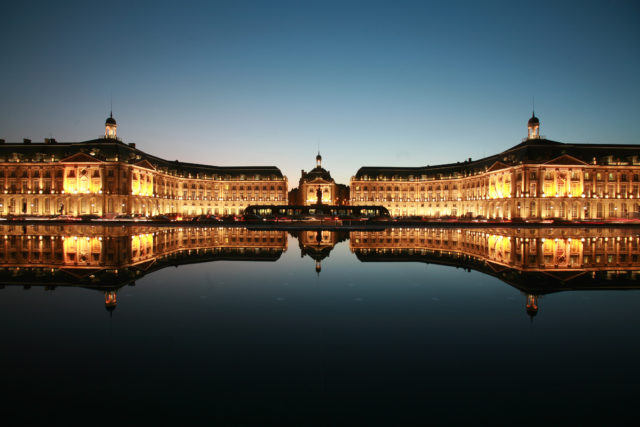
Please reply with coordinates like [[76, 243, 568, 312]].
[[353, 170, 640, 191]]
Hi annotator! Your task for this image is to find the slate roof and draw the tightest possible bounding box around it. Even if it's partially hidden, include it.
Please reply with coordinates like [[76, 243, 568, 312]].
[[0, 138, 285, 179], [301, 166, 334, 182], [354, 138, 640, 180]]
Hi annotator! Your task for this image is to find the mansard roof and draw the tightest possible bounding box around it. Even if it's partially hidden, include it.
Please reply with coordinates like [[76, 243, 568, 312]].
[[0, 138, 285, 179], [354, 138, 640, 180], [59, 152, 102, 163], [301, 166, 334, 183]]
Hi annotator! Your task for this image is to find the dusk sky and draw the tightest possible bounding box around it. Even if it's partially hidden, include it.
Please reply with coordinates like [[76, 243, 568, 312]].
[[1, 0, 638, 187]]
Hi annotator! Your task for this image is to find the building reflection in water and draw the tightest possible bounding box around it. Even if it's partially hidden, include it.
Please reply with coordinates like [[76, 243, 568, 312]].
[[293, 229, 348, 275], [350, 227, 640, 319], [0, 225, 638, 318], [0, 225, 287, 312]]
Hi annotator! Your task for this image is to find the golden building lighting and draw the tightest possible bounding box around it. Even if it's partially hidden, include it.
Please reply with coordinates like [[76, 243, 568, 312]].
[[0, 114, 288, 217], [289, 153, 349, 206], [350, 114, 640, 219]]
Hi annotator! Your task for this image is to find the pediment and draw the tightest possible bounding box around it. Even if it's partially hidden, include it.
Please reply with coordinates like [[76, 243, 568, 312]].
[[306, 177, 332, 184], [486, 161, 511, 172], [59, 153, 102, 163], [543, 154, 587, 166], [134, 159, 156, 170], [59, 268, 105, 279], [132, 259, 157, 271], [485, 261, 509, 273], [541, 270, 587, 283]]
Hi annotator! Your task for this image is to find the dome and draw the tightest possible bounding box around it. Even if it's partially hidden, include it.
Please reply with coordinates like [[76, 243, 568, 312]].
[[528, 114, 539, 126], [106, 113, 116, 126], [305, 167, 333, 181], [316, 153, 322, 161]]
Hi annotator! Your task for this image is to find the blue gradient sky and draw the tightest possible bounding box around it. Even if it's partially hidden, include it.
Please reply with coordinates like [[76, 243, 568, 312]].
[[1, 0, 638, 187]]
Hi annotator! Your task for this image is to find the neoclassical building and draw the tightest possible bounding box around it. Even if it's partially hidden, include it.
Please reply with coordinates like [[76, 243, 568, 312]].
[[289, 153, 349, 205], [350, 114, 640, 219], [292, 153, 337, 205], [0, 114, 288, 217]]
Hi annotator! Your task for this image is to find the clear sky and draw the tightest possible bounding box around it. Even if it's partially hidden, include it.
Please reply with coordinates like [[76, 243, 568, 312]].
[[1, 0, 638, 187]]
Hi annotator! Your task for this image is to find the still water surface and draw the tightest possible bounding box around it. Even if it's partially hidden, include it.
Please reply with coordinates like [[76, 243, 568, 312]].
[[1, 225, 639, 424]]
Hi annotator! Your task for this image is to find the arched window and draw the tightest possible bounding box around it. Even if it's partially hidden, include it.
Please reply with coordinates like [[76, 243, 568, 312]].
[[79, 176, 89, 193]]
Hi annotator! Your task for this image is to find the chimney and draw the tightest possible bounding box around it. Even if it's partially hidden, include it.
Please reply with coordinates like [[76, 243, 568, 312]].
[[23, 138, 31, 144], [128, 143, 136, 149]]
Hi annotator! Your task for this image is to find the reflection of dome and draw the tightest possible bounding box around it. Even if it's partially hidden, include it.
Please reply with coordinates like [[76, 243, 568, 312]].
[[526, 294, 538, 321], [105, 291, 117, 314], [315, 260, 322, 275]]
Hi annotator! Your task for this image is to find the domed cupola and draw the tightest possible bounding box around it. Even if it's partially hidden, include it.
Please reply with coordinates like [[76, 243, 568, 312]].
[[316, 152, 322, 168], [527, 112, 540, 139], [526, 294, 539, 321], [105, 112, 117, 139]]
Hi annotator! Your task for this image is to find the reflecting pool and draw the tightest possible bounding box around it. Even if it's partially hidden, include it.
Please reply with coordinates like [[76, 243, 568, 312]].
[[1, 225, 639, 424]]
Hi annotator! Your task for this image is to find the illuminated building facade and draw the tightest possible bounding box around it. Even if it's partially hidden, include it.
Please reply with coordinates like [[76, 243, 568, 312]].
[[291, 153, 339, 205], [350, 114, 640, 219], [0, 115, 288, 217]]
